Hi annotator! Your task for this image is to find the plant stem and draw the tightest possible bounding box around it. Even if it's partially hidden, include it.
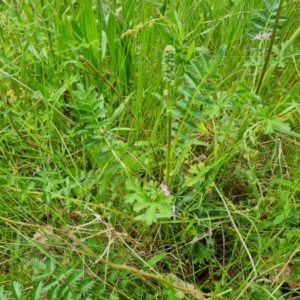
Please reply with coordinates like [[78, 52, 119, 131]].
[[166, 91, 172, 186], [255, 0, 284, 94]]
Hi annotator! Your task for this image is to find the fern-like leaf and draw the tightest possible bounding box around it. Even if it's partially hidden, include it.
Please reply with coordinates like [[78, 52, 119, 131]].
[[210, 44, 227, 69], [247, 0, 287, 39], [0, 287, 10, 300], [11, 281, 24, 300], [78, 278, 95, 294], [68, 270, 84, 286], [30, 258, 47, 271], [30, 281, 44, 300], [47, 285, 59, 300], [31, 258, 56, 281], [43, 278, 59, 292]]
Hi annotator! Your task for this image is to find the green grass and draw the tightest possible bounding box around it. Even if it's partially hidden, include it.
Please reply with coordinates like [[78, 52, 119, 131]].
[[1, 0, 300, 299]]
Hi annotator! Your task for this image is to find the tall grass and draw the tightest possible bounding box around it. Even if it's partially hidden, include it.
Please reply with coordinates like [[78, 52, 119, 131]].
[[1, 0, 300, 299]]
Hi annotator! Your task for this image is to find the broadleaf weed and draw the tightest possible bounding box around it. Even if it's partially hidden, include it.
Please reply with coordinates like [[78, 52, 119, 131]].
[[125, 179, 173, 225]]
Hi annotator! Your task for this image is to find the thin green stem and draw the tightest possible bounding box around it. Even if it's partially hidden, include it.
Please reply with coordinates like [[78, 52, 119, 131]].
[[255, 0, 284, 94], [166, 90, 172, 186]]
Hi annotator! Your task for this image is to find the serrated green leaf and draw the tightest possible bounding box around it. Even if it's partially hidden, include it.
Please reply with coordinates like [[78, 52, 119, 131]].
[[250, 18, 272, 30], [11, 282, 23, 300], [190, 59, 205, 78], [0, 288, 10, 300], [269, 178, 295, 188], [133, 201, 150, 212], [172, 107, 185, 119], [125, 179, 140, 191], [291, 261, 300, 277], [183, 72, 197, 88], [253, 10, 269, 21], [47, 259, 56, 273], [57, 267, 74, 281], [47, 285, 59, 300], [135, 205, 157, 225], [194, 95, 214, 106], [178, 85, 195, 98], [263, 120, 274, 134], [264, 0, 275, 13], [79, 279, 95, 294], [84, 135, 104, 147], [31, 258, 47, 271], [285, 230, 300, 240], [200, 52, 209, 71], [31, 281, 44, 300], [184, 163, 211, 187], [97, 147, 111, 160], [189, 108, 204, 121], [176, 99, 188, 109], [199, 83, 215, 92], [212, 45, 227, 64], [278, 16, 287, 22], [156, 204, 173, 218], [184, 120, 198, 130], [67, 270, 84, 287]]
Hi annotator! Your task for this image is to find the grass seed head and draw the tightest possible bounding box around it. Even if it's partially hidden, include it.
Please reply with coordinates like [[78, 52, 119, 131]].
[[162, 45, 176, 86]]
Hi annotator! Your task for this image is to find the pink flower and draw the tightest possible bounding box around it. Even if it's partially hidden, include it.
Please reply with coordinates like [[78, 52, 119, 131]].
[[253, 32, 272, 40], [160, 183, 170, 196]]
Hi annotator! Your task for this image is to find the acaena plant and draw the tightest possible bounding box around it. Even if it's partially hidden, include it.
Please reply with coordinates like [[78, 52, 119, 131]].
[[170, 45, 227, 184], [0, 257, 103, 300]]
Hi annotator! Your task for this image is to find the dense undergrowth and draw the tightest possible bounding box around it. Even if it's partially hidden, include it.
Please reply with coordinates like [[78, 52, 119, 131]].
[[1, 0, 300, 299]]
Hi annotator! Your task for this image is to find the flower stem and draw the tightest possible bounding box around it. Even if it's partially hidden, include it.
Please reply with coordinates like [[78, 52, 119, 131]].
[[166, 93, 172, 186], [161, 45, 176, 185], [255, 0, 284, 94]]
